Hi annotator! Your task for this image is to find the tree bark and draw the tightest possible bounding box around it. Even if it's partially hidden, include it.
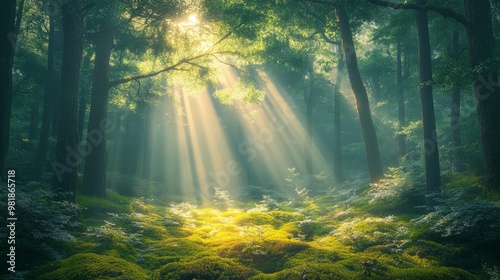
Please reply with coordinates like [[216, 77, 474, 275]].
[[78, 95, 86, 146], [465, 0, 500, 190], [29, 96, 40, 140], [82, 25, 115, 198], [416, 0, 441, 206], [34, 16, 56, 181], [397, 42, 406, 158], [335, 5, 384, 182], [52, 0, 83, 202], [450, 31, 464, 172], [333, 52, 345, 183], [0, 0, 17, 178]]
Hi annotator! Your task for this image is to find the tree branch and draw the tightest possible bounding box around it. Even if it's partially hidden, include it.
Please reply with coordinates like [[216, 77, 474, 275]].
[[210, 54, 245, 72], [109, 52, 225, 87], [109, 23, 243, 88], [205, 22, 244, 54], [366, 0, 469, 27], [320, 31, 340, 45]]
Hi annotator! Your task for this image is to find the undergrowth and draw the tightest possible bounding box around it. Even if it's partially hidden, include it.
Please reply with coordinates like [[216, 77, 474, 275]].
[[3, 171, 499, 280]]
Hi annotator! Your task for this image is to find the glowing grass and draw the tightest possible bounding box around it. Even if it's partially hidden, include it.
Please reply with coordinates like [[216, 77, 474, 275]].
[[28, 181, 493, 279]]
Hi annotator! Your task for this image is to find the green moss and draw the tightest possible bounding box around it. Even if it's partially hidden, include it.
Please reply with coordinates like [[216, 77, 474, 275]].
[[157, 256, 256, 280], [331, 216, 406, 251], [285, 248, 341, 267], [217, 236, 309, 273], [29, 253, 149, 280], [297, 220, 330, 240], [269, 211, 304, 223], [374, 267, 478, 280], [249, 263, 356, 280], [279, 222, 301, 238], [142, 238, 212, 269], [235, 212, 275, 226], [106, 189, 134, 205], [405, 240, 456, 262], [78, 195, 131, 217]]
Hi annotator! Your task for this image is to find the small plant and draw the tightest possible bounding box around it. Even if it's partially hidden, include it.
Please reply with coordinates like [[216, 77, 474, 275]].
[[483, 264, 500, 280], [167, 202, 197, 226], [331, 216, 410, 251], [413, 188, 500, 239], [0, 182, 81, 242], [213, 187, 235, 209]]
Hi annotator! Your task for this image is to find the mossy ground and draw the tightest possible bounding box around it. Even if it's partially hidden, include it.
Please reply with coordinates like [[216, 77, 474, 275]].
[[20, 177, 500, 280]]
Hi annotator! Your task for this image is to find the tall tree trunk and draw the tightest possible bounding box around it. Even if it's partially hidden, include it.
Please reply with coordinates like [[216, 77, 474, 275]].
[[52, 0, 83, 202], [34, 16, 56, 180], [416, 0, 441, 206], [29, 96, 40, 140], [397, 42, 406, 158], [82, 25, 115, 198], [52, 84, 61, 137], [450, 31, 464, 172], [0, 0, 17, 178], [333, 52, 345, 183], [78, 95, 86, 145], [335, 5, 384, 182], [305, 55, 314, 176], [465, 0, 500, 190]]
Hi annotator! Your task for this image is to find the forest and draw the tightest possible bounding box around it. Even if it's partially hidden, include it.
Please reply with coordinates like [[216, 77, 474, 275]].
[[1, 0, 500, 279]]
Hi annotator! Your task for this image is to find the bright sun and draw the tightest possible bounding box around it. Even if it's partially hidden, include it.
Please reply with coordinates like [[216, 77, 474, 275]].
[[188, 14, 198, 24]]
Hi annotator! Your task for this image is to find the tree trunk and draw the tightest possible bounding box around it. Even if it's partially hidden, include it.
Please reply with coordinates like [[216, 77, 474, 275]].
[[82, 25, 115, 198], [78, 95, 86, 144], [52, 84, 61, 137], [397, 42, 406, 158], [465, 0, 500, 190], [29, 96, 40, 140], [416, 0, 441, 206], [335, 5, 384, 182], [450, 31, 464, 172], [333, 52, 345, 183], [52, 0, 83, 202], [34, 16, 56, 180], [0, 0, 17, 178]]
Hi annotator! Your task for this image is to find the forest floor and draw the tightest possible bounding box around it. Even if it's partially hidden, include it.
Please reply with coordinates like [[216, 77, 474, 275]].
[[4, 172, 500, 279]]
